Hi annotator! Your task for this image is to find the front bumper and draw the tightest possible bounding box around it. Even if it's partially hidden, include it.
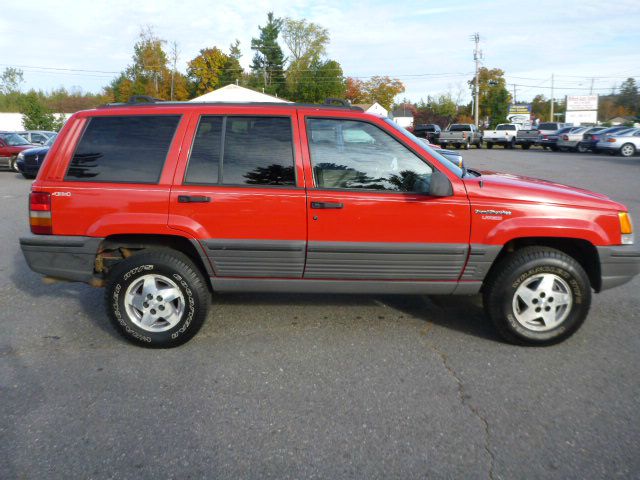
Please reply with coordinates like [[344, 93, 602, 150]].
[[597, 245, 640, 291], [20, 235, 103, 282]]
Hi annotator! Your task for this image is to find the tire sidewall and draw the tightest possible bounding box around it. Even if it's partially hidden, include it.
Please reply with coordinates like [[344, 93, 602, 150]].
[[496, 257, 590, 343], [108, 260, 201, 346]]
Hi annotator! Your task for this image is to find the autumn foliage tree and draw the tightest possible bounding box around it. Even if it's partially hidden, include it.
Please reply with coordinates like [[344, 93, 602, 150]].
[[344, 76, 405, 110]]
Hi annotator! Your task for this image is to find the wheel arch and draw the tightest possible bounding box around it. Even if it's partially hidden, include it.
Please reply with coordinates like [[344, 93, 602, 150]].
[[484, 237, 601, 292], [96, 234, 213, 290]]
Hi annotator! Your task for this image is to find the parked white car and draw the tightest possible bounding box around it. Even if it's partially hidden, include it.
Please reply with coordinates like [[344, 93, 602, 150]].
[[596, 128, 640, 157], [483, 124, 520, 149]]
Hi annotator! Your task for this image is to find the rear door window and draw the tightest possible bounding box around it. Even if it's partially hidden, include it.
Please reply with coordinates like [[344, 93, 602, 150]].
[[66, 115, 180, 183], [184, 116, 295, 186]]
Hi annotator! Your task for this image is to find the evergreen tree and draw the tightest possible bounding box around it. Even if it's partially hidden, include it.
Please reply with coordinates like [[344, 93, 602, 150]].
[[616, 77, 639, 115], [250, 12, 286, 96]]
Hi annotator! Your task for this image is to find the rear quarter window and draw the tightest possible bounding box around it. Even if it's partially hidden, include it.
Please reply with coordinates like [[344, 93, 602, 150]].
[[65, 115, 181, 183]]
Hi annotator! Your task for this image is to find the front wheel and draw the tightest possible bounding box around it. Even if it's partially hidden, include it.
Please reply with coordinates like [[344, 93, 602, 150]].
[[486, 142, 493, 149], [105, 249, 210, 347], [577, 143, 589, 153], [521, 144, 531, 150], [483, 247, 591, 345], [10, 156, 19, 172], [476, 140, 482, 148], [464, 141, 470, 150]]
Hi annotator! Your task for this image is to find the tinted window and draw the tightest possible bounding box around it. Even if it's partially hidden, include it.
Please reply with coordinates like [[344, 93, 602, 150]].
[[496, 125, 516, 131], [449, 124, 471, 132], [308, 118, 433, 192], [184, 116, 223, 184], [538, 123, 559, 130], [223, 116, 295, 186], [66, 115, 180, 183]]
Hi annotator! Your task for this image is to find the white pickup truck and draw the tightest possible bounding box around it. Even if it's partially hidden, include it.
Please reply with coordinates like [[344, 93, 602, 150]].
[[483, 123, 521, 149]]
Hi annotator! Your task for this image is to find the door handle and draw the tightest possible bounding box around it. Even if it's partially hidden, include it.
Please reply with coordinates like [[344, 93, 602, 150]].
[[311, 201, 343, 209], [178, 195, 211, 203]]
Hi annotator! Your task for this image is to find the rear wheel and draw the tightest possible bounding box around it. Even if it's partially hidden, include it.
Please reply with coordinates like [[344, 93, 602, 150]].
[[105, 249, 210, 347], [577, 143, 589, 153], [509, 138, 516, 149], [454, 143, 461, 149], [483, 246, 591, 345], [521, 144, 531, 150], [486, 142, 493, 149], [464, 141, 470, 150], [620, 143, 636, 157], [10, 156, 19, 172], [550, 145, 559, 152], [21, 173, 36, 179], [476, 140, 482, 148]]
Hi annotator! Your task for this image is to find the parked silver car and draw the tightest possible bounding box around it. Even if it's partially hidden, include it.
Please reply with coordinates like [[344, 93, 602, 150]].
[[16, 130, 56, 145], [596, 128, 640, 157], [556, 127, 589, 151]]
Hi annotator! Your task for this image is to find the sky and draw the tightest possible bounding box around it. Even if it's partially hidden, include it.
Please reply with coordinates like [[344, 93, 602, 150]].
[[1, 0, 639, 104]]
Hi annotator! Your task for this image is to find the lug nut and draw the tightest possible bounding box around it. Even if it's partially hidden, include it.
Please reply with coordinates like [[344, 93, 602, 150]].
[[143, 302, 149, 308], [532, 299, 538, 304], [150, 309, 156, 315], [159, 305, 165, 311], [147, 294, 153, 300], [157, 296, 162, 301], [535, 307, 541, 312], [540, 292, 546, 298]]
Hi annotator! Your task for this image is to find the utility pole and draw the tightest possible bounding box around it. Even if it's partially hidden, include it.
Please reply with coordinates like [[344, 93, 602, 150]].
[[512, 84, 517, 103], [589, 77, 595, 95], [549, 73, 554, 121], [471, 33, 481, 128]]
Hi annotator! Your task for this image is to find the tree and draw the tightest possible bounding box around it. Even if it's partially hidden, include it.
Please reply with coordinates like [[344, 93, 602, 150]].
[[345, 77, 366, 103], [131, 25, 168, 96], [219, 40, 244, 87], [616, 77, 639, 115], [1, 67, 24, 95], [250, 12, 286, 96], [281, 18, 329, 64], [468, 67, 511, 125], [287, 59, 345, 103], [20, 91, 65, 131], [361, 76, 405, 110], [187, 47, 229, 95]]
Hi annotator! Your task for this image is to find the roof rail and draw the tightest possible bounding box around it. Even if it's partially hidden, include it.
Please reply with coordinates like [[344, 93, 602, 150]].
[[324, 98, 363, 111], [127, 95, 164, 104]]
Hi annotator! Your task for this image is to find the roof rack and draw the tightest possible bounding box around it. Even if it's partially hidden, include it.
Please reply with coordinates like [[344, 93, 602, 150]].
[[100, 96, 364, 111]]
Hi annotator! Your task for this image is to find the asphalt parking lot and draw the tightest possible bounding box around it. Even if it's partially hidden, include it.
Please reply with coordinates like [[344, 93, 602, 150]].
[[1, 148, 639, 479]]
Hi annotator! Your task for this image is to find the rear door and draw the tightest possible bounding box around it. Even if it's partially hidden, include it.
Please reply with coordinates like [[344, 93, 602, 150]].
[[169, 108, 307, 278], [299, 112, 470, 286]]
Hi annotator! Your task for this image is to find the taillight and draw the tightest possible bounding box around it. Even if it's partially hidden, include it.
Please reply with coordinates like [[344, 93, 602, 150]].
[[29, 192, 52, 234], [543, 135, 548, 140]]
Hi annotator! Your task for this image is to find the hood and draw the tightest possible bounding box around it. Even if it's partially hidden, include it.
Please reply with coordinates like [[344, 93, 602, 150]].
[[21, 145, 50, 156], [467, 170, 624, 210]]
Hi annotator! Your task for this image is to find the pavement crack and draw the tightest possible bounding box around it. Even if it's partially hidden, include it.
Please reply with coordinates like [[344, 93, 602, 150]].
[[423, 330, 496, 479]]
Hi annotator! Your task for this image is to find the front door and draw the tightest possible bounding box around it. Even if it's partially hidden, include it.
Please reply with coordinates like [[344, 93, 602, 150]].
[[169, 111, 307, 278], [300, 114, 470, 283]]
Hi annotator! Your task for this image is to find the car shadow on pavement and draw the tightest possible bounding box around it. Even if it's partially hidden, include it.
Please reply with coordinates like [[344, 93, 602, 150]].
[[378, 294, 500, 342], [213, 292, 501, 343]]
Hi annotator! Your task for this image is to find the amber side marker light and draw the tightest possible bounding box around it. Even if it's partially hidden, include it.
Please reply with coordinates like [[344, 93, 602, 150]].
[[29, 192, 52, 234], [619, 212, 634, 245]]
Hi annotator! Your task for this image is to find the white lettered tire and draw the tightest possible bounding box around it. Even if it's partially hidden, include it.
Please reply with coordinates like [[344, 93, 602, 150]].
[[106, 249, 209, 347], [483, 247, 591, 345]]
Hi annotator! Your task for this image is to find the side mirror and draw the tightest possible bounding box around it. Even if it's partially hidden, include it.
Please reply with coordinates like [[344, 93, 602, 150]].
[[429, 170, 453, 197]]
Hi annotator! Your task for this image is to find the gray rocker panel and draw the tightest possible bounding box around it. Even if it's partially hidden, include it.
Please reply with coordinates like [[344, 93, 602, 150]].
[[202, 239, 306, 278], [305, 241, 469, 280]]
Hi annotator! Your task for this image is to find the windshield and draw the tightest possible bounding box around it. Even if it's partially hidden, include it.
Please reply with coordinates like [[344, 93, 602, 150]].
[[496, 124, 516, 131], [449, 124, 470, 132], [383, 118, 464, 178], [45, 134, 57, 146], [555, 127, 573, 135], [0, 132, 30, 146]]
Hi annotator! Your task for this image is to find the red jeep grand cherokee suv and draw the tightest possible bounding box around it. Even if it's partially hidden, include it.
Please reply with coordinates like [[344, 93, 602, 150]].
[[19, 98, 640, 347]]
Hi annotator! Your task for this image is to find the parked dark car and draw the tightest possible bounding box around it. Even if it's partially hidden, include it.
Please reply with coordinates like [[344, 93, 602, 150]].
[[16, 134, 57, 179], [580, 126, 631, 153], [412, 124, 441, 144]]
